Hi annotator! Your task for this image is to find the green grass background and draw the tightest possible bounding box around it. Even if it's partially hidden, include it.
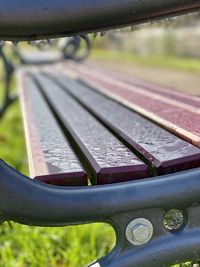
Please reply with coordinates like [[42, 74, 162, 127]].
[[0, 52, 199, 266], [91, 49, 200, 73]]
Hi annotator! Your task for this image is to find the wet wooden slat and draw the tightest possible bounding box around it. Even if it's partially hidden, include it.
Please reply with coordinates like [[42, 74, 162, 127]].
[[18, 71, 87, 186], [45, 70, 200, 174], [69, 63, 200, 114], [67, 64, 200, 147], [19, 51, 62, 65], [33, 72, 148, 185], [84, 63, 200, 109]]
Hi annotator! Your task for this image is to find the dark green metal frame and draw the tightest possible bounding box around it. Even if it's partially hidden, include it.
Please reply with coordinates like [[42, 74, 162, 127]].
[[0, 0, 199, 40], [1, 161, 200, 266], [0, 1, 200, 266], [0, 45, 16, 119]]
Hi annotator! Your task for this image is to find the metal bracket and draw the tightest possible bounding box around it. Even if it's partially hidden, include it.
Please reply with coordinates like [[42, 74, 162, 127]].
[[1, 160, 200, 266], [91, 206, 200, 267]]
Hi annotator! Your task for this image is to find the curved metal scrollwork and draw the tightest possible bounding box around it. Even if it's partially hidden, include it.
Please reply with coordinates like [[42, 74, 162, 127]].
[[62, 34, 91, 62], [12, 35, 91, 66], [0, 35, 91, 118], [1, 35, 91, 111]]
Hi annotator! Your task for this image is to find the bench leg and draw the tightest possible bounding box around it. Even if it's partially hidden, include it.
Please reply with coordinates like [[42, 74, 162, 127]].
[[0, 45, 17, 119], [1, 160, 200, 266]]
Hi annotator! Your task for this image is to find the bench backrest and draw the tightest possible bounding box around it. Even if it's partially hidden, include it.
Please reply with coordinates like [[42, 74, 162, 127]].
[[0, 0, 199, 40]]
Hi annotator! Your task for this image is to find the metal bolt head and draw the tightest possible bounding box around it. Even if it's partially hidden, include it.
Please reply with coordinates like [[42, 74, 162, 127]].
[[132, 223, 150, 242], [126, 218, 153, 246]]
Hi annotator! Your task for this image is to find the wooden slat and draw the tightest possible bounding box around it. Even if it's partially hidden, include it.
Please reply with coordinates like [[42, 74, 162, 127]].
[[84, 63, 200, 109], [18, 71, 87, 186], [33, 72, 148, 185], [45, 70, 200, 175], [67, 64, 200, 148], [20, 51, 62, 65], [69, 63, 200, 114]]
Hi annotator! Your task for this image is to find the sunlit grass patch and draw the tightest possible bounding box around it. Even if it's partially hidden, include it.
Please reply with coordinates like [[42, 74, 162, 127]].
[[0, 222, 115, 267]]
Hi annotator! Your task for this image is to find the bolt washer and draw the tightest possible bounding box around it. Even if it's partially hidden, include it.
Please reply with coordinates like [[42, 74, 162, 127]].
[[126, 218, 153, 246]]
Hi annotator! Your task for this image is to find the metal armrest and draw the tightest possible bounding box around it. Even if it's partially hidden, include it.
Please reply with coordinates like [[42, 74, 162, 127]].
[[1, 160, 200, 266], [0, 0, 199, 40]]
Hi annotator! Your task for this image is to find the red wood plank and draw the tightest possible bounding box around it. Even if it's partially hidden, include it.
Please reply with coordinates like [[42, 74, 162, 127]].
[[67, 64, 200, 148], [44, 69, 200, 175], [69, 63, 200, 115], [84, 63, 200, 109], [33, 72, 149, 185], [18, 70, 87, 186]]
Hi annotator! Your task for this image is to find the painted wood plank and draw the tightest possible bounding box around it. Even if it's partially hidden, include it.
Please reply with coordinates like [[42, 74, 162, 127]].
[[33, 72, 148, 185], [18, 70, 87, 186], [45, 70, 200, 175], [84, 62, 200, 109], [68, 63, 200, 115], [67, 64, 200, 148]]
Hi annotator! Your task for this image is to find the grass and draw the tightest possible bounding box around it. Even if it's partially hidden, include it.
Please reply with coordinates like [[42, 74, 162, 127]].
[[0, 53, 199, 267], [0, 221, 114, 267], [91, 49, 200, 73], [0, 82, 115, 266]]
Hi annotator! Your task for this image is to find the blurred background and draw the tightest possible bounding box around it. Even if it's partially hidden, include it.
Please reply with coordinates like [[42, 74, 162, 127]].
[[90, 12, 200, 95], [0, 12, 200, 267]]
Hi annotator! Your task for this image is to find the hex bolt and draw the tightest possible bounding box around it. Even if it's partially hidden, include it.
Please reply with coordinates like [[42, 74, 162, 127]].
[[132, 223, 150, 242], [126, 218, 153, 246]]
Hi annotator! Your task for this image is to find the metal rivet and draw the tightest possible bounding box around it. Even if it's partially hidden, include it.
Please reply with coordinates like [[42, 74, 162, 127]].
[[126, 218, 153, 246]]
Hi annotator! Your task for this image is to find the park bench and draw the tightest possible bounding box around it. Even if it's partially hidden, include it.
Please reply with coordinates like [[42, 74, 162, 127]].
[[0, 1, 200, 267]]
